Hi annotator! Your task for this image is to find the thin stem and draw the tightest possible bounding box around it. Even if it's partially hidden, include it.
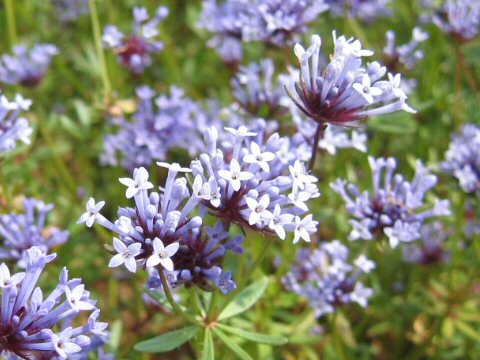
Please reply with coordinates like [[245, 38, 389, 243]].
[[244, 234, 275, 281], [88, 0, 112, 103], [5, 0, 17, 48], [308, 123, 327, 171], [37, 119, 77, 193], [457, 45, 479, 95], [453, 44, 463, 127], [159, 268, 201, 325], [331, 312, 348, 360]]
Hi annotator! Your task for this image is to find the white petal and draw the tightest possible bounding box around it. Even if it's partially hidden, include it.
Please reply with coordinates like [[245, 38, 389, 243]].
[[124, 257, 137, 272], [165, 242, 179, 257], [146, 254, 161, 268], [113, 238, 128, 253], [108, 254, 125, 268], [160, 257, 174, 271]]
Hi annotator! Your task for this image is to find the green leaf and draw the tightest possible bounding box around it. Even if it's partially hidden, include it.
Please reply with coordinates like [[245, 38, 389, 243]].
[[202, 329, 215, 360], [219, 277, 269, 320], [455, 321, 480, 342], [134, 326, 199, 353], [218, 324, 287, 345], [109, 320, 123, 352], [213, 328, 253, 360]]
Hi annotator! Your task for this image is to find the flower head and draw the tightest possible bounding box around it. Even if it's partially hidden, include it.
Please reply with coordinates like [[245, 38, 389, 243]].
[[286, 33, 415, 128], [0, 198, 69, 267], [284, 240, 374, 317], [0, 247, 107, 359], [102, 6, 168, 73], [0, 93, 32, 154], [442, 124, 480, 196], [0, 44, 58, 86], [331, 157, 451, 248]]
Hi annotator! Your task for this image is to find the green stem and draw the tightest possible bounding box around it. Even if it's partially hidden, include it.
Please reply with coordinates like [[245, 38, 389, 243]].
[[159, 268, 201, 325], [331, 313, 348, 360], [5, 0, 17, 48], [37, 119, 77, 193], [88, 0, 112, 103]]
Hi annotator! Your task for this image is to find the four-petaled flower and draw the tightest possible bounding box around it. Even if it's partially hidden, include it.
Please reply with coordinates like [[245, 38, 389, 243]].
[[119, 167, 154, 198], [246, 194, 273, 225], [109, 238, 143, 272], [65, 285, 96, 311], [289, 160, 317, 189], [77, 197, 105, 227], [146, 238, 179, 271], [243, 142, 275, 172], [268, 204, 294, 240], [291, 214, 318, 244], [353, 74, 383, 104], [218, 159, 254, 191]]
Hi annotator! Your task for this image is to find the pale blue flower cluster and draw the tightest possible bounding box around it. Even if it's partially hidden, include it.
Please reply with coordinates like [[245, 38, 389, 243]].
[[102, 6, 168, 73], [191, 121, 320, 243], [284, 240, 375, 317], [0, 247, 108, 359], [53, 0, 89, 22], [327, 0, 392, 22], [102, 86, 214, 170], [78, 165, 242, 293], [430, 0, 480, 42], [198, 0, 328, 63], [0, 198, 69, 267], [403, 222, 451, 264], [331, 157, 451, 248], [442, 124, 480, 196], [0, 92, 32, 154], [287, 32, 415, 127], [384, 27, 429, 71], [0, 44, 58, 86], [231, 58, 289, 118]]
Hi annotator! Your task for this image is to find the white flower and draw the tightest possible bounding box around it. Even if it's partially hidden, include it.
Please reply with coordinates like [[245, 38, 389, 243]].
[[292, 214, 317, 244], [51, 328, 82, 359], [353, 74, 383, 104], [245, 194, 273, 226], [289, 160, 317, 189], [146, 238, 179, 271], [354, 255, 376, 273], [225, 126, 256, 138], [268, 204, 294, 240], [243, 142, 275, 172], [109, 238, 143, 273], [77, 197, 105, 227], [65, 285, 96, 311], [119, 167, 154, 198], [218, 159, 254, 191], [200, 177, 221, 208]]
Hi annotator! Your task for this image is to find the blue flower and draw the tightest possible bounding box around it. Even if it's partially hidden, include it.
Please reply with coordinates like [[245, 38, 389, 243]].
[[191, 121, 320, 242], [102, 6, 168, 73], [102, 86, 217, 170], [284, 240, 375, 317], [442, 124, 480, 196], [0, 247, 107, 359], [287, 32, 415, 128], [331, 157, 451, 248], [0, 198, 69, 267], [0, 44, 58, 86], [79, 164, 242, 293], [0, 93, 32, 154], [53, 0, 89, 22]]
